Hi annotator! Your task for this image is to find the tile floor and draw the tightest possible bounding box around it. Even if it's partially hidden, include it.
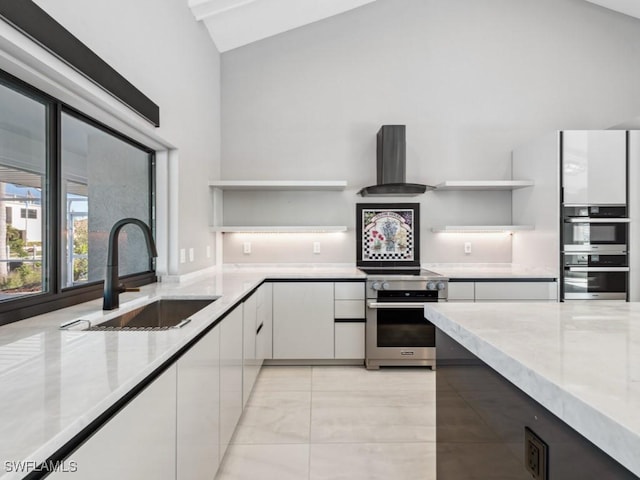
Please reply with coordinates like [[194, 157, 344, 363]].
[[215, 365, 437, 480]]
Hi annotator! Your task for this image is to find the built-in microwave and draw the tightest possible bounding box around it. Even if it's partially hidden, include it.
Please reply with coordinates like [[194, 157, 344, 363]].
[[563, 206, 628, 253]]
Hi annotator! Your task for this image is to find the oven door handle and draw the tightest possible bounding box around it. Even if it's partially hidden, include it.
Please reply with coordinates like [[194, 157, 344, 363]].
[[564, 217, 630, 223], [565, 267, 630, 272], [367, 301, 435, 309]]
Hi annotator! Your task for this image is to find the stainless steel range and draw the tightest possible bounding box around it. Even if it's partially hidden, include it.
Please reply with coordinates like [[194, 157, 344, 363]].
[[361, 268, 448, 370]]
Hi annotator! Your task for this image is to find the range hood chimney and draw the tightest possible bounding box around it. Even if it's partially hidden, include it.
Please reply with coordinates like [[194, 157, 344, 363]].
[[358, 125, 432, 197]]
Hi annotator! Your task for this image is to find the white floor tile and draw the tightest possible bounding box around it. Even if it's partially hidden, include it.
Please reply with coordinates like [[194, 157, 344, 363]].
[[311, 365, 435, 392], [311, 390, 435, 443], [232, 390, 311, 444], [309, 442, 436, 480], [216, 444, 309, 480], [217, 366, 437, 480], [253, 366, 312, 392]]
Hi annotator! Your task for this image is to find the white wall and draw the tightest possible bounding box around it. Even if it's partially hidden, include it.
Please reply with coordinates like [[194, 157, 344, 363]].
[[220, 0, 640, 264], [31, 0, 221, 275]]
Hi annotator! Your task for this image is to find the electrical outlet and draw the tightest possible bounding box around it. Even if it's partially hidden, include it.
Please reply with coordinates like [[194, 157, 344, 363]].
[[524, 427, 548, 480], [313, 241, 321, 254], [243, 242, 251, 254], [179, 248, 186, 264], [206, 245, 211, 258], [464, 242, 472, 254], [189, 248, 194, 262]]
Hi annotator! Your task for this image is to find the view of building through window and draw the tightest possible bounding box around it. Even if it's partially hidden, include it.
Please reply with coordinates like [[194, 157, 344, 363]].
[[0, 178, 44, 298], [0, 72, 154, 309], [0, 79, 47, 300]]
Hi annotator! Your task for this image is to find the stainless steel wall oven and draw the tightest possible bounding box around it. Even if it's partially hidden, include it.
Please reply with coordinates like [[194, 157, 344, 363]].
[[562, 206, 629, 300]]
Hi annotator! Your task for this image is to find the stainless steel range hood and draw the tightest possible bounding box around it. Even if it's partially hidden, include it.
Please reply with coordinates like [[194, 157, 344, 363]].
[[358, 125, 433, 197]]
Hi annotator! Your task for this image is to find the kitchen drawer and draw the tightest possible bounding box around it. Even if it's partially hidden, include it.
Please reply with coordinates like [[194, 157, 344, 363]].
[[334, 323, 365, 359], [447, 282, 474, 301], [335, 299, 365, 319], [334, 282, 365, 300], [475, 281, 557, 301]]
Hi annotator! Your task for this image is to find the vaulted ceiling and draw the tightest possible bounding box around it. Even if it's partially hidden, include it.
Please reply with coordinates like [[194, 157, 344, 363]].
[[187, 0, 376, 52], [188, 0, 640, 53], [584, 0, 640, 20]]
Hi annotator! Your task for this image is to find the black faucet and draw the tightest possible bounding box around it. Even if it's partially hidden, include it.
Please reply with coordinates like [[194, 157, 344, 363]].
[[103, 218, 158, 310]]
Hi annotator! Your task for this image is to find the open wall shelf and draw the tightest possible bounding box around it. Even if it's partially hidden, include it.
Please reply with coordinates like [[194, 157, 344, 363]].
[[434, 180, 534, 191], [208, 180, 347, 191], [431, 225, 535, 233], [210, 226, 348, 233], [209, 180, 350, 241]]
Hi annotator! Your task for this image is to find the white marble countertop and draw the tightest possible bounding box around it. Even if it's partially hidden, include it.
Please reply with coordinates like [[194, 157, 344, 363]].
[[425, 301, 640, 477], [0, 265, 364, 479], [423, 263, 558, 279]]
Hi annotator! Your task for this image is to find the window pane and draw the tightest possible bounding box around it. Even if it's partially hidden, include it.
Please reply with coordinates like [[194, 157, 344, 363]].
[[61, 113, 152, 288], [0, 81, 47, 300]]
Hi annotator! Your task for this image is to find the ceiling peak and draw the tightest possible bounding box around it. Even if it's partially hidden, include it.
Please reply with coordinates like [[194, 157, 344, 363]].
[[188, 0, 377, 52]]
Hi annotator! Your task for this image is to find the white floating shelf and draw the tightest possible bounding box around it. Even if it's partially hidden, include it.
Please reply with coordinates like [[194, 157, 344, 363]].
[[434, 180, 534, 191], [431, 225, 535, 233], [208, 180, 347, 191], [210, 226, 348, 233]]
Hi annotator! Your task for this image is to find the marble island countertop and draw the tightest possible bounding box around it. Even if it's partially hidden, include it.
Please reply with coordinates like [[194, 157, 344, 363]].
[[423, 262, 558, 279], [425, 301, 640, 477], [0, 265, 364, 479]]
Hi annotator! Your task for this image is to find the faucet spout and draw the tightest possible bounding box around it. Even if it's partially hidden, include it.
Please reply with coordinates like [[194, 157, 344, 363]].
[[103, 218, 158, 310]]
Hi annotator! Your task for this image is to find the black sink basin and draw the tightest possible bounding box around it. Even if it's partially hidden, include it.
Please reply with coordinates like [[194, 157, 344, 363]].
[[82, 299, 216, 331]]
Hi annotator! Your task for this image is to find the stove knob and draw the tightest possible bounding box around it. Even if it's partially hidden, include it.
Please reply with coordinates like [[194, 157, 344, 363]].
[[437, 281, 446, 291], [371, 282, 382, 291], [382, 282, 390, 290], [427, 281, 436, 290]]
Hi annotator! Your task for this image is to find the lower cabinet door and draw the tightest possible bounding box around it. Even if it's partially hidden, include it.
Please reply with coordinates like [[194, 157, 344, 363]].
[[177, 325, 220, 480], [334, 322, 365, 359], [243, 292, 258, 407], [220, 305, 244, 459], [48, 365, 177, 479], [273, 282, 334, 359]]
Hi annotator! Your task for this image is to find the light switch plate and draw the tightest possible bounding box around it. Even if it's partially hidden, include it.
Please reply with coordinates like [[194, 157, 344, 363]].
[[313, 241, 321, 254], [464, 242, 472, 254], [189, 248, 194, 262], [243, 242, 251, 254], [179, 249, 186, 264]]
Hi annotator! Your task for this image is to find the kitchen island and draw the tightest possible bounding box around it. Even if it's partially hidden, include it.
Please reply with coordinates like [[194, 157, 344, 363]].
[[425, 302, 640, 479]]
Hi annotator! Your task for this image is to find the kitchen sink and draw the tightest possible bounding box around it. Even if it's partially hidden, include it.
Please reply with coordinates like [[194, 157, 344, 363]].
[[61, 299, 216, 331]]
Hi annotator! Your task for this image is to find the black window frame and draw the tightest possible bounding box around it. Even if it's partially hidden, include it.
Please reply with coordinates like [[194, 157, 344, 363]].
[[0, 68, 156, 326]]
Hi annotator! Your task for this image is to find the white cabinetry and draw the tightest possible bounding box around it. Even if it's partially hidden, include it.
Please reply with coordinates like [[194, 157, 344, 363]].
[[273, 282, 334, 359], [563, 130, 626, 205], [243, 292, 259, 407], [256, 282, 273, 362], [447, 282, 475, 301], [176, 326, 220, 480], [49, 366, 177, 479], [334, 282, 365, 359], [475, 282, 557, 301], [219, 305, 244, 458], [448, 281, 557, 302]]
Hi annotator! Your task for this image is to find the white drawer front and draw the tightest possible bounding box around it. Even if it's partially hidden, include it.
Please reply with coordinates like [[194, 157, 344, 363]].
[[334, 282, 365, 300], [447, 282, 475, 301], [475, 282, 557, 301], [335, 299, 365, 319]]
